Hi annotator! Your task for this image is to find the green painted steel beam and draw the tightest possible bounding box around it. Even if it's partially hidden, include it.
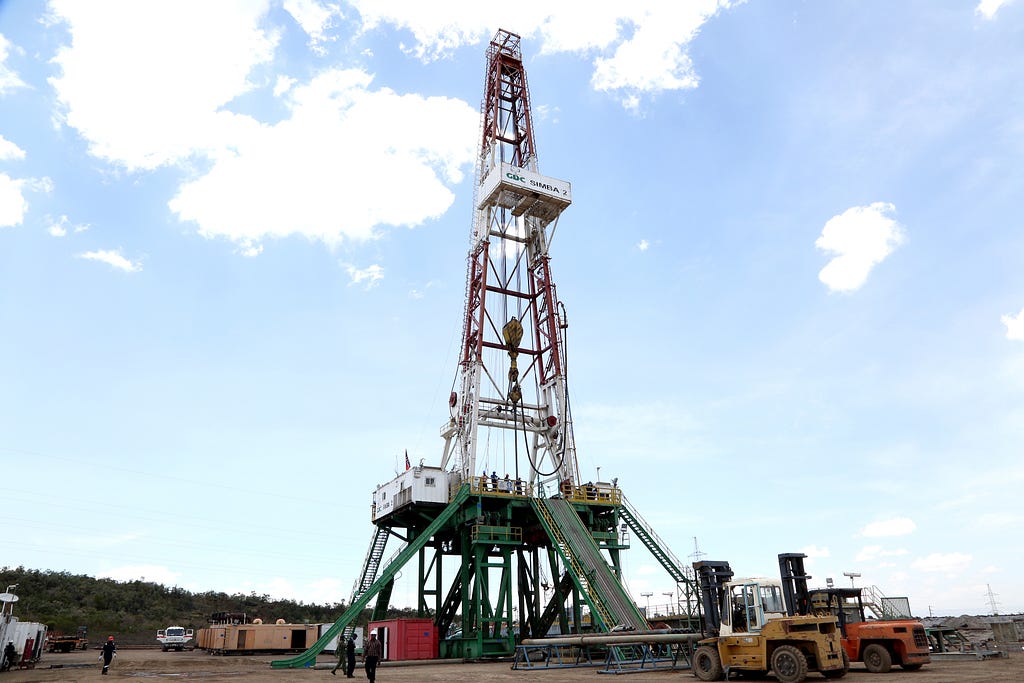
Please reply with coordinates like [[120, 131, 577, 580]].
[[270, 485, 471, 669]]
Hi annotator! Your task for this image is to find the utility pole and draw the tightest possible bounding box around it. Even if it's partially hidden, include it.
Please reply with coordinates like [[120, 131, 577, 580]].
[[985, 584, 1000, 615]]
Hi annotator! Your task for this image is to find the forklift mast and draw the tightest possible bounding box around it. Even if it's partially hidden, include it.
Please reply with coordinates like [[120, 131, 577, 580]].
[[777, 552, 812, 617], [693, 560, 734, 637]]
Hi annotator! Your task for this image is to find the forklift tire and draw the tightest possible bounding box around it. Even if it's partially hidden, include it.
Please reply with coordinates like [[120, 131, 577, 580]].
[[771, 645, 809, 683], [863, 644, 892, 673], [692, 645, 724, 681]]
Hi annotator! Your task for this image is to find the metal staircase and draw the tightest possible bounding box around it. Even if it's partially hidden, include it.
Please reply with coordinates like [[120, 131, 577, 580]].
[[862, 585, 885, 619], [532, 497, 648, 632], [335, 526, 396, 642], [619, 495, 689, 583], [619, 495, 700, 621], [272, 485, 471, 668], [351, 526, 390, 604]]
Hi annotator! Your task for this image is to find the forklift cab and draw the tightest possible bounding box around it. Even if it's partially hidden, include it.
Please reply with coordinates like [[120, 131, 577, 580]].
[[719, 580, 787, 635]]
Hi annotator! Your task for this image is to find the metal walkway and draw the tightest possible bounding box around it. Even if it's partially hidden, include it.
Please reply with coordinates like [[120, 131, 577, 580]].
[[532, 497, 649, 632], [271, 485, 471, 668]]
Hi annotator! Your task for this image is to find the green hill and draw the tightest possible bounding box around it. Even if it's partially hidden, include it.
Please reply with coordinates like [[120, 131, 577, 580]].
[[0, 566, 381, 645]]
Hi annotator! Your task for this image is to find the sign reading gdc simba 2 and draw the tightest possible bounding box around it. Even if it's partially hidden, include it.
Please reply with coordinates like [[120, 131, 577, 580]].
[[477, 162, 572, 215]]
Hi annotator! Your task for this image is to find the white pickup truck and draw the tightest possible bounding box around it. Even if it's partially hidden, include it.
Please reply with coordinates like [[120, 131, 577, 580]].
[[156, 626, 194, 651]]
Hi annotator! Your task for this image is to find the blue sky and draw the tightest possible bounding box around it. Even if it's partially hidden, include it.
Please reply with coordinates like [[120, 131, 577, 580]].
[[1, 1, 1022, 618]]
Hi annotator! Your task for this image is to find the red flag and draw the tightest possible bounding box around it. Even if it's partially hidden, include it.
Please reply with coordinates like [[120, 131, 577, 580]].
[[404, 450, 410, 470]]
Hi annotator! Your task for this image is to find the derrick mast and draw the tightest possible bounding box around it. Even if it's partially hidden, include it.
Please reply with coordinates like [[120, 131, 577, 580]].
[[440, 29, 577, 490], [272, 31, 701, 669]]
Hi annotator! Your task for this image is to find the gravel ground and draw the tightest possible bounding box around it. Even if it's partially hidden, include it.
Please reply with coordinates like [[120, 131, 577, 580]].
[[5, 648, 1022, 682]]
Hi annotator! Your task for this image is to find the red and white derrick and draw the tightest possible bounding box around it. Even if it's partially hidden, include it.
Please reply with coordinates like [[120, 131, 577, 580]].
[[439, 30, 578, 492]]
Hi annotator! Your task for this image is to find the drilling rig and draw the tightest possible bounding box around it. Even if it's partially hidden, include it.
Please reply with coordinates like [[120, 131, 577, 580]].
[[273, 29, 696, 669]]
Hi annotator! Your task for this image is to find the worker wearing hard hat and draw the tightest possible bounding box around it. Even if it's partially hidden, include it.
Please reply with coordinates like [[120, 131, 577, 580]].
[[100, 636, 117, 674], [363, 631, 383, 682]]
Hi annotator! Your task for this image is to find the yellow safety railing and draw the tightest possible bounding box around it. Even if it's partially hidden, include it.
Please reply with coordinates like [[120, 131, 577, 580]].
[[470, 475, 534, 497], [471, 525, 524, 543], [557, 482, 623, 505]]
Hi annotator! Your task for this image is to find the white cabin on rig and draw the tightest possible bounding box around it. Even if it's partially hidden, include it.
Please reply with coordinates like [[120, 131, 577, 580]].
[[372, 466, 454, 522]]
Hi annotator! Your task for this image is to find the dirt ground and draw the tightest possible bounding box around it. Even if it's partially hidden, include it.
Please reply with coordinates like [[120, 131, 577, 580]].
[[6, 648, 1022, 682]]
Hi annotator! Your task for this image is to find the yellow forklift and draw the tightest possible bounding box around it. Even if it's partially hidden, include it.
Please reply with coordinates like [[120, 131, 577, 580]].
[[691, 555, 847, 682]]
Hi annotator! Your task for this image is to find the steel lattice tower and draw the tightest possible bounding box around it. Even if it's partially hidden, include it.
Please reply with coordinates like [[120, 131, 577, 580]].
[[272, 30, 699, 669], [440, 29, 577, 492]]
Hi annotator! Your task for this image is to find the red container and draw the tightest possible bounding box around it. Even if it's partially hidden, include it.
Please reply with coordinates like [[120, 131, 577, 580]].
[[368, 618, 437, 661]]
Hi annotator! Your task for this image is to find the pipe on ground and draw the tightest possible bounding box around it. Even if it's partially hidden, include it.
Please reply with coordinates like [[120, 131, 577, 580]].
[[520, 632, 701, 647]]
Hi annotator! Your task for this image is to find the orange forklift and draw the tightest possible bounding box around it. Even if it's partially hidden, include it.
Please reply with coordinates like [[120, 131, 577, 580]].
[[806, 585, 930, 673], [777, 552, 929, 674]]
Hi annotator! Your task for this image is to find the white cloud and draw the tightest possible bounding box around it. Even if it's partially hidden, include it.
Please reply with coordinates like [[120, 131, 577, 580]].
[[345, 263, 383, 288], [169, 69, 477, 250], [237, 240, 264, 258], [800, 544, 830, 559], [976, 0, 1017, 19], [590, 4, 729, 103], [46, 214, 89, 237], [816, 202, 905, 292], [46, 2, 479, 255], [99, 564, 182, 586], [858, 517, 917, 538], [910, 552, 972, 574], [855, 545, 909, 562], [409, 280, 438, 299], [638, 239, 650, 251], [283, 0, 342, 53], [77, 249, 143, 273], [346, 2, 735, 106], [43, 3, 735, 255], [533, 104, 559, 124], [47, 1, 278, 171], [273, 75, 297, 97], [0, 134, 26, 161], [0, 34, 26, 93], [1001, 307, 1024, 340], [0, 174, 27, 227], [976, 511, 1022, 527]]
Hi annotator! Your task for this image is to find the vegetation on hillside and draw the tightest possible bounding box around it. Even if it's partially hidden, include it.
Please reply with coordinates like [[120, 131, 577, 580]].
[[0, 567, 420, 645]]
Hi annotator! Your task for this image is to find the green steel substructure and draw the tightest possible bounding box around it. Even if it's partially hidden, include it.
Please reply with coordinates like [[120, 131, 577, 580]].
[[274, 480, 691, 668]]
